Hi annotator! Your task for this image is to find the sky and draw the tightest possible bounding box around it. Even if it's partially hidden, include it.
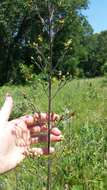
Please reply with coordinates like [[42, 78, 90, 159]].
[[83, 0, 107, 33]]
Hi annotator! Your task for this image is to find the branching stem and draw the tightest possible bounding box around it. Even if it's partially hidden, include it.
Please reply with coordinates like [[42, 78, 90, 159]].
[[47, 3, 54, 190]]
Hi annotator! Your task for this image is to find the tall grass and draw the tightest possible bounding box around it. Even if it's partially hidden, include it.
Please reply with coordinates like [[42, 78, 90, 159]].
[[0, 77, 107, 190]]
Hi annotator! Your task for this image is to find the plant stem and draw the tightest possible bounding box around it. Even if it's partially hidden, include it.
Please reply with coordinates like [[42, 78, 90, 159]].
[[47, 73, 52, 190], [47, 3, 53, 190]]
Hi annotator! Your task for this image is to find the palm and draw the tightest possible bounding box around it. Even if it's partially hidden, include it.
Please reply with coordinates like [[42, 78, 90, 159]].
[[0, 122, 29, 170], [0, 96, 30, 171]]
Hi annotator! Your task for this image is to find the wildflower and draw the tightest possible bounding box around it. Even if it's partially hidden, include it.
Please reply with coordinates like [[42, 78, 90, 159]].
[[58, 70, 62, 76], [31, 56, 34, 60], [64, 39, 72, 49], [33, 42, 38, 47], [38, 35, 43, 43], [58, 19, 64, 24]]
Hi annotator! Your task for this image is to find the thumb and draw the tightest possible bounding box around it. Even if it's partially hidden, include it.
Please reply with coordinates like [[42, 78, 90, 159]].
[[0, 94, 13, 121]]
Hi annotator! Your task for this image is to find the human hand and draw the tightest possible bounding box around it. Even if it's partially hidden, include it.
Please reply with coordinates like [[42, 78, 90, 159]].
[[0, 95, 62, 174]]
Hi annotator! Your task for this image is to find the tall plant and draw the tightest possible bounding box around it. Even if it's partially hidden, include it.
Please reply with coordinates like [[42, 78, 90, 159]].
[[32, 1, 72, 189], [19, 0, 87, 189]]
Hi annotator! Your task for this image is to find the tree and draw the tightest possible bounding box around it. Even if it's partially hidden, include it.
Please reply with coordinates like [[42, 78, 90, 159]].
[[95, 31, 107, 75], [79, 30, 107, 77], [0, 0, 91, 84]]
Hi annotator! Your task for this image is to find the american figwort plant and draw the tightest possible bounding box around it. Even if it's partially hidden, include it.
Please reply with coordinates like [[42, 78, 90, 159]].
[[27, 1, 73, 189]]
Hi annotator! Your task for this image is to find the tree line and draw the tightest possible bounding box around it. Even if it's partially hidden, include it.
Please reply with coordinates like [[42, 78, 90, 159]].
[[0, 0, 107, 85]]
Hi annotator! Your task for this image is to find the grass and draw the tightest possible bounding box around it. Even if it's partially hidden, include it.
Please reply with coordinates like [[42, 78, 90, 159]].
[[0, 77, 107, 190]]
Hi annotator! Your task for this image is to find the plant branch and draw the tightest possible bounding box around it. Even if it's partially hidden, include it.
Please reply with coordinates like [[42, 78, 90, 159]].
[[51, 79, 67, 100]]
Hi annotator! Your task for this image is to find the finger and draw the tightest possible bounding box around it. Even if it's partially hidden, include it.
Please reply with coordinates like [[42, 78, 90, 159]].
[[0, 94, 13, 121], [30, 125, 44, 135], [28, 147, 55, 156], [30, 125, 61, 136], [20, 113, 60, 128], [30, 124, 50, 135], [33, 112, 60, 123], [31, 134, 63, 144], [20, 115, 35, 127], [51, 127, 61, 136]]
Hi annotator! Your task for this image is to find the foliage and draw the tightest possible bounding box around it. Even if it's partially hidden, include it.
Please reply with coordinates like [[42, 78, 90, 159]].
[[1, 0, 107, 84], [0, 0, 93, 85], [79, 31, 107, 77]]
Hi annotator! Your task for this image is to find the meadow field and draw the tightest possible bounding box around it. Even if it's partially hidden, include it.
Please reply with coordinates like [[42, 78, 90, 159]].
[[0, 77, 107, 190]]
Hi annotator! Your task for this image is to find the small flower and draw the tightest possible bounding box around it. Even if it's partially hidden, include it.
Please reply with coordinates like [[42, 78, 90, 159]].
[[38, 35, 43, 43], [58, 19, 64, 24], [33, 42, 38, 47], [58, 70, 62, 79], [31, 56, 34, 60], [64, 39, 72, 49], [33, 42, 36, 46]]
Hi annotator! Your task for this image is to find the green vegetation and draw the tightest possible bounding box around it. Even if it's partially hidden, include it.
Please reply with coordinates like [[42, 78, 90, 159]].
[[1, 0, 107, 85], [0, 77, 107, 190]]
